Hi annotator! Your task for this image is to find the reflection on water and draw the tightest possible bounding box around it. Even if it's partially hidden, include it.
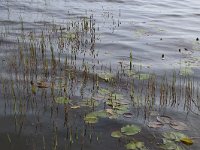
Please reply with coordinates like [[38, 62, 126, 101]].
[[0, 0, 200, 150]]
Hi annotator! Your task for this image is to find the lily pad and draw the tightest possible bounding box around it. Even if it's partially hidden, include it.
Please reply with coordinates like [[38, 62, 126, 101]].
[[106, 99, 129, 114], [160, 139, 185, 150], [91, 110, 108, 118], [170, 120, 189, 131], [84, 116, 98, 124], [111, 93, 123, 100], [84, 110, 110, 124], [114, 105, 129, 115], [125, 70, 137, 77], [98, 88, 110, 95], [121, 124, 141, 136], [147, 121, 163, 128], [111, 131, 123, 138], [79, 99, 100, 108], [125, 141, 146, 150], [157, 116, 172, 124], [162, 131, 188, 142], [160, 140, 179, 150], [55, 97, 70, 104]]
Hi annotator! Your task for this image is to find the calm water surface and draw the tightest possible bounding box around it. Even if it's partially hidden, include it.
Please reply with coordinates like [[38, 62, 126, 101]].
[[0, 0, 200, 150]]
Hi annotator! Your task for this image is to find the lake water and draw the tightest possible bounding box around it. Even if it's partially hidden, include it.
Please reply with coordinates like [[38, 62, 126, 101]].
[[0, 0, 200, 150]]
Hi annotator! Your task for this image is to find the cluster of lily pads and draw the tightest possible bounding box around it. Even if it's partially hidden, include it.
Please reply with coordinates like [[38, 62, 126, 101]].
[[41, 78, 195, 150], [146, 115, 194, 150], [111, 124, 147, 150], [110, 124, 193, 150], [83, 88, 133, 124], [51, 85, 132, 124], [147, 115, 189, 131], [159, 131, 193, 150]]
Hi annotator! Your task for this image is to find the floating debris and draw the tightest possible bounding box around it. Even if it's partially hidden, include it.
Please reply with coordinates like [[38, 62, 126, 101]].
[[70, 105, 81, 109], [162, 54, 165, 60]]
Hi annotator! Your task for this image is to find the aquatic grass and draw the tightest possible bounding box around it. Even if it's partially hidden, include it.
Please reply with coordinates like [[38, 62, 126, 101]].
[[1, 10, 200, 150]]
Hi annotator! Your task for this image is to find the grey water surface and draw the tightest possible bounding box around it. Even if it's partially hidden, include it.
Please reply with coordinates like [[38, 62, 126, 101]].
[[1, 0, 200, 150]]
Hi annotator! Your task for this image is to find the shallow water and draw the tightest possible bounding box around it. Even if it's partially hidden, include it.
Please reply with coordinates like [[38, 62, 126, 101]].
[[1, 0, 200, 150]]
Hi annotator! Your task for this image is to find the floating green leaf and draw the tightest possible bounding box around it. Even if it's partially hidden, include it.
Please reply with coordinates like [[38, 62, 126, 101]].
[[55, 97, 70, 104], [84, 110, 109, 124], [84, 115, 98, 124], [121, 124, 141, 136], [111, 93, 123, 100], [98, 88, 110, 95], [111, 131, 123, 138], [162, 131, 188, 142], [125, 70, 136, 77], [91, 110, 108, 118], [160, 139, 185, 150], [160, 140, 178, 150], [161, 132, 190, 150], [106, 100, 129, 115], [115, 105, 129, 115], [125, 141, 146, 150], [79, 99, 100, 108], [125, 141, 136, 150]]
